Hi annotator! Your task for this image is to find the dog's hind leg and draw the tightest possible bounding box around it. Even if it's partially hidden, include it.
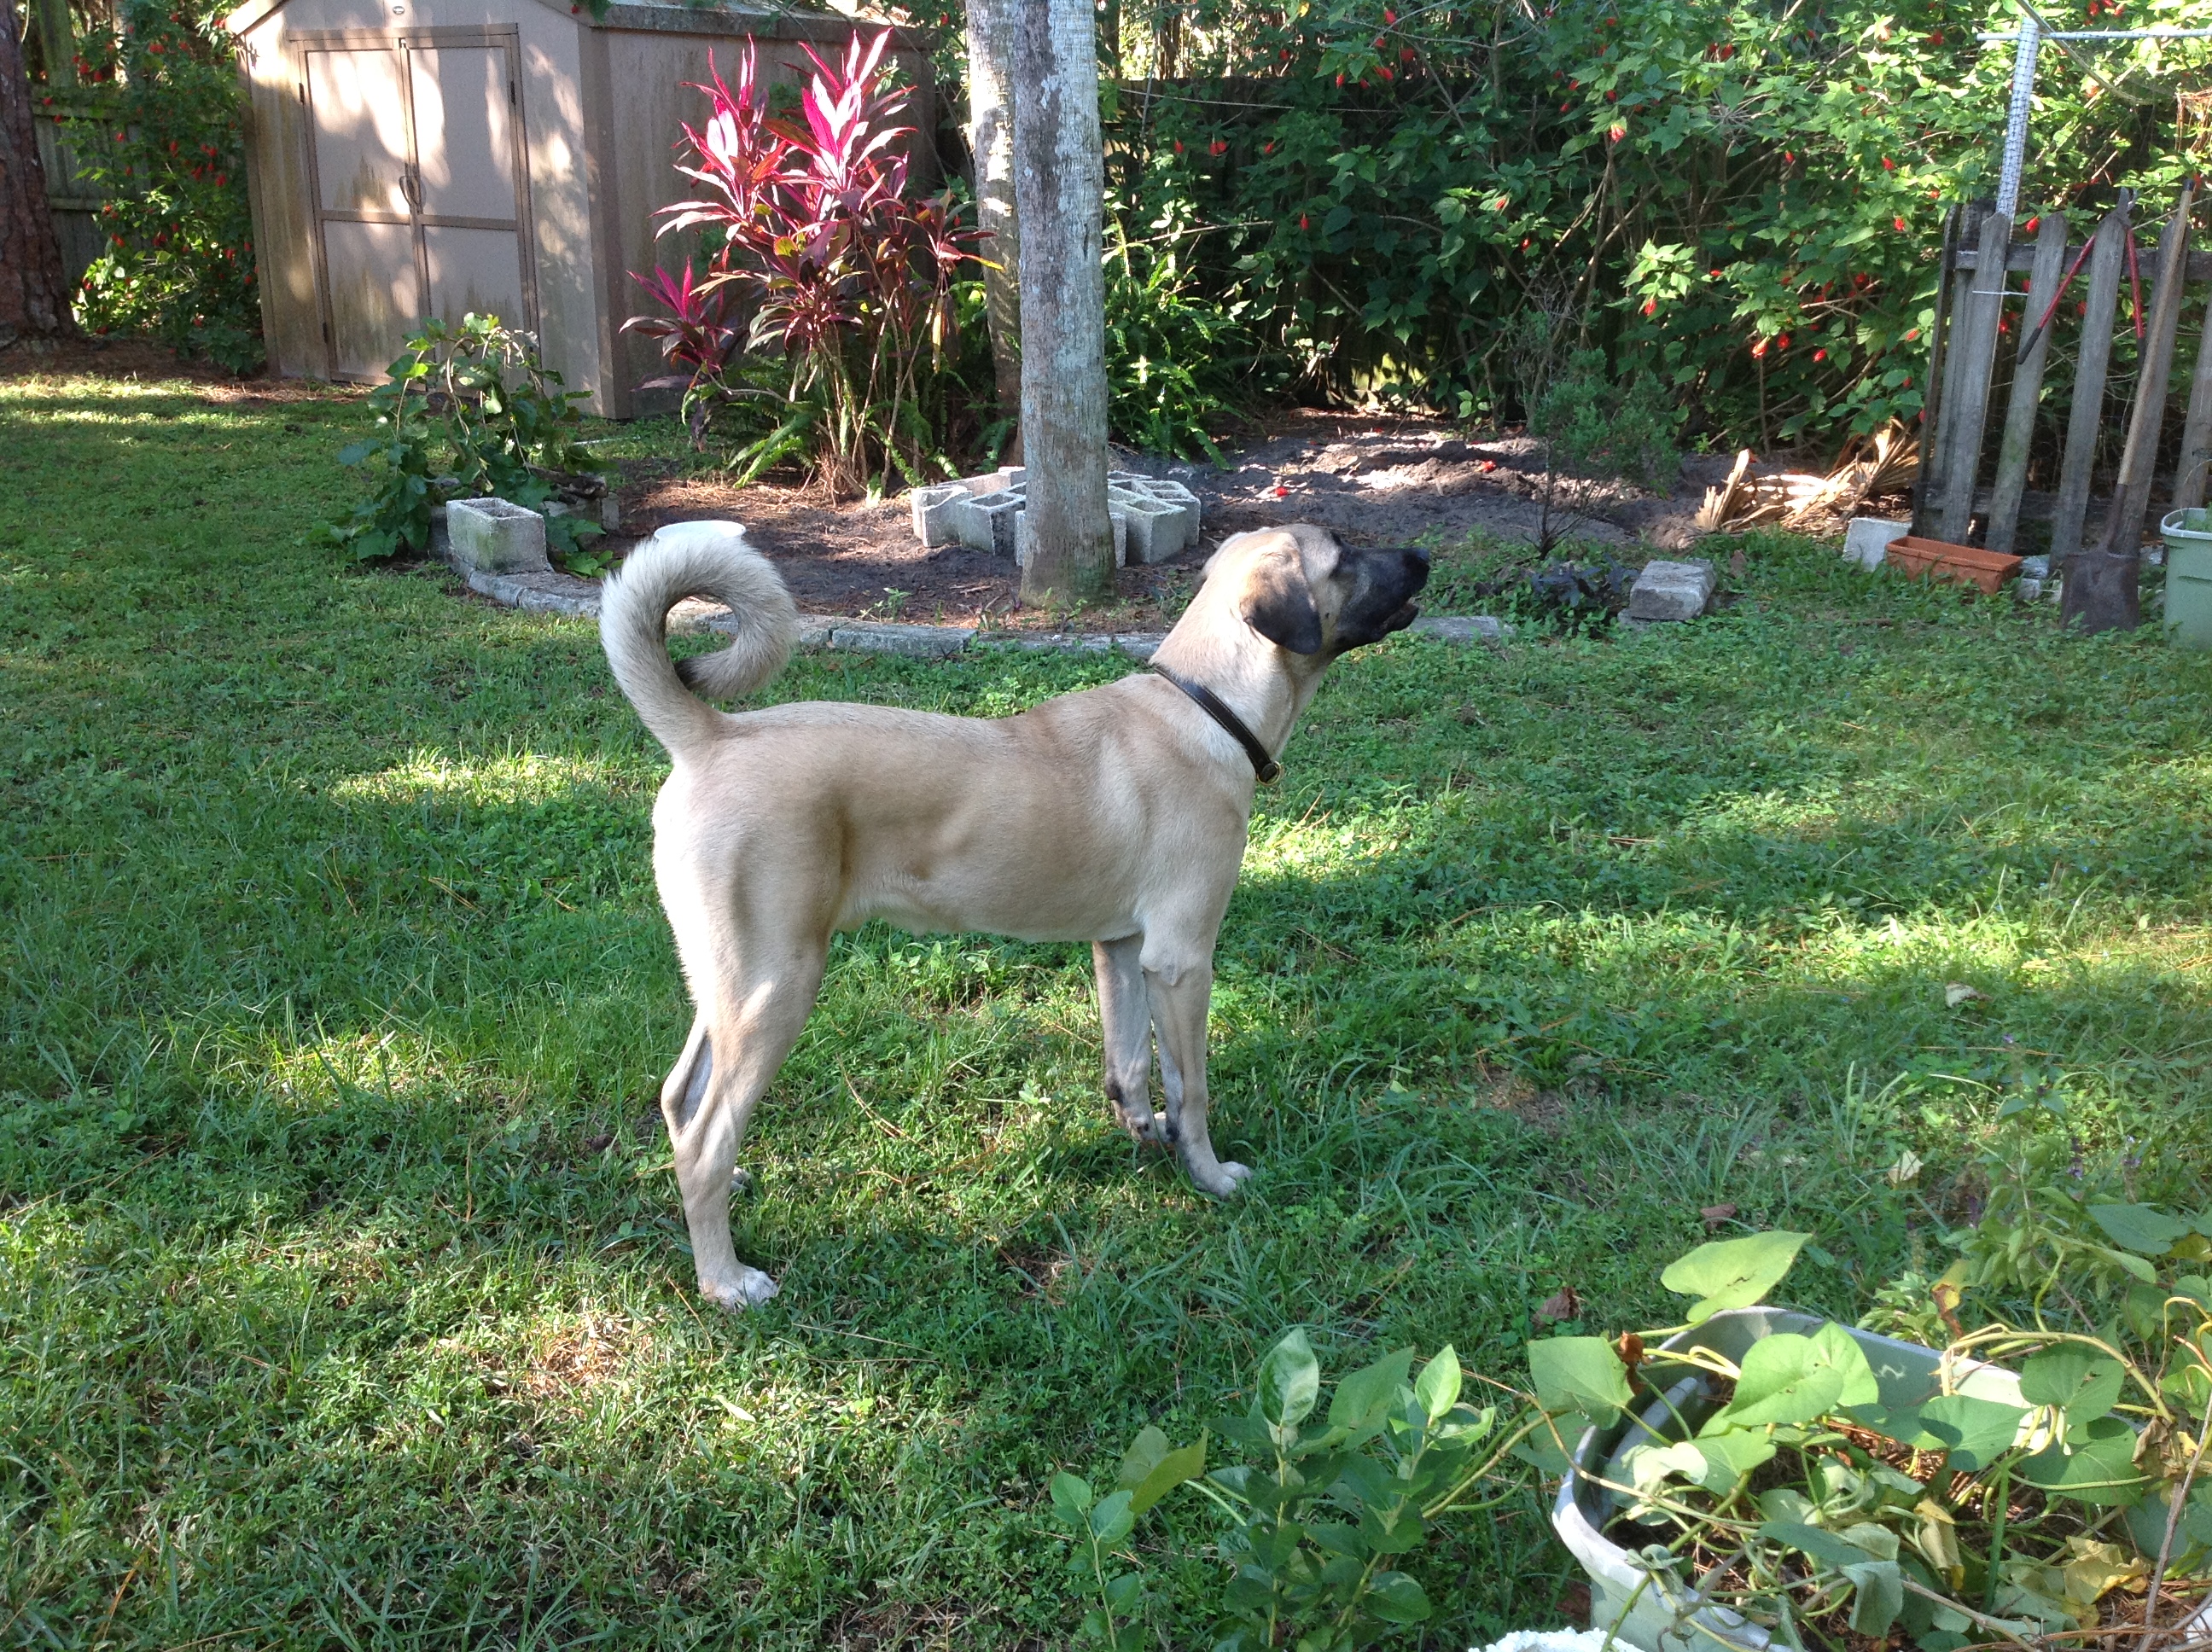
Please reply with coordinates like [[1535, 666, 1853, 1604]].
[[1093, 934, 1162, 1143], [658, 946, 826, 1310], [1143, 940, 1251, 1199]]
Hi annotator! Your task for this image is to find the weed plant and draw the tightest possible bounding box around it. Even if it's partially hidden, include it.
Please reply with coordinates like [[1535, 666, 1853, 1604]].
[[7, 371, 2212, 1645]]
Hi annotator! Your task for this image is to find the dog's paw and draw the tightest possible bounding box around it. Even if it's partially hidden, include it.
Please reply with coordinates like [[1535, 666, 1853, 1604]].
[[1199, 1160, 1254, 1198], [701, 1265, 780, 1311], [1116, 1104, 1168, 1146]]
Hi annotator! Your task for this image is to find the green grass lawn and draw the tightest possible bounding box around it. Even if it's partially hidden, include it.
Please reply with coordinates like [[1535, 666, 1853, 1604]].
[[6, 368, 2212, 1649]]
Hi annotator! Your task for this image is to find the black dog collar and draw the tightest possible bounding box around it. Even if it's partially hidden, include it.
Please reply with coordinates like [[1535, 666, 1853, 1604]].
[[1150, 665, 1281, 783]]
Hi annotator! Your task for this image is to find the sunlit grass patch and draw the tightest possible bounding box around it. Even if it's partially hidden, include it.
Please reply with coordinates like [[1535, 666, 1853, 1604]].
[[328, 747, 646, 809]]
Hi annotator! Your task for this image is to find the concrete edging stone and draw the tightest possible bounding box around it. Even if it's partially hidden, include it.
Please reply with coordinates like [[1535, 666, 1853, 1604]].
[[443, 552, 1508, 660]]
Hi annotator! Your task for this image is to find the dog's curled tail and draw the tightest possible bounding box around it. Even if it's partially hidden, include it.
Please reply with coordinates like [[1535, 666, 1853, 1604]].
[[600, 522, 797, 762]]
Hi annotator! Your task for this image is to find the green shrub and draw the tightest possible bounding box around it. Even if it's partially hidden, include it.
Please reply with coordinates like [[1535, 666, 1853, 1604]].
[[1103, 227, 1273, 462], [325, 315, 608, 572], [1086, 0, 2201, 446], [65, 0, 260, 373]]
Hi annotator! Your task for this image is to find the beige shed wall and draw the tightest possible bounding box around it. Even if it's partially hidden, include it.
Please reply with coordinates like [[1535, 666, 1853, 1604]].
[[232, 0, 932, 419], [235, 0, 608, 407]]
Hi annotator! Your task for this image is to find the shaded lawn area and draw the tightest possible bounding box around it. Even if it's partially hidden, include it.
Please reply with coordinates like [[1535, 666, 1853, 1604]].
[[5, 367, 2212, 1649]]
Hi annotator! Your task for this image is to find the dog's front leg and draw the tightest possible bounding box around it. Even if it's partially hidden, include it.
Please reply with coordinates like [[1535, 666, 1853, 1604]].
[[1094, 934, 1164, 1143], [1142, 949, 1252, 1198]]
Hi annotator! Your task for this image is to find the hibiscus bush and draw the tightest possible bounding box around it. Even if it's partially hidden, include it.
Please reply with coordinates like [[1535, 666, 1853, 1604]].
[[1087, 0, 2212, 450], [64, 0, 260, 373]]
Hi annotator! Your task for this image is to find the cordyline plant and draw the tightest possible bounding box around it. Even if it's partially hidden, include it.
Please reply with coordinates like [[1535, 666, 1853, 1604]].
[[625, 32, 979, 497]]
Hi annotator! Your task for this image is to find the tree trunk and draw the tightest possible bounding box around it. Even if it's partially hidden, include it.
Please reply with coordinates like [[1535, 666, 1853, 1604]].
[[1013, 0, 1113, 608], [32, 0, 76, 85], [0, 0, 75, 348], [964, 0, 1022, 457]]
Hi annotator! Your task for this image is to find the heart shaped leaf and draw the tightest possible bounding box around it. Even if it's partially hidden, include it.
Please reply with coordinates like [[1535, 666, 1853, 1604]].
[[1661, 1231, 1810, 1323]]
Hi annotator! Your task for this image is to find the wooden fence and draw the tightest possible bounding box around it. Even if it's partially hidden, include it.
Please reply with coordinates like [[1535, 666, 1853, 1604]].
[[1915, 187, 2212, 559], [32, 88, 126, 287]]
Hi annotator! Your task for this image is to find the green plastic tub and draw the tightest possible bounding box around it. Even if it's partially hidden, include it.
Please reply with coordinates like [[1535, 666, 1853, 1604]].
[[2163, 509, 2212, 649]]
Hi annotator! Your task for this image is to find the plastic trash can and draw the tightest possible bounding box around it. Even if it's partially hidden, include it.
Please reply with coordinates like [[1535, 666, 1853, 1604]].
[[2162, 509, 2212, 649]]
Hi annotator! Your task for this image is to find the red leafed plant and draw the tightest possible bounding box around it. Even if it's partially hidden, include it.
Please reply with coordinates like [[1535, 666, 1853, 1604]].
[[624, 32, 980, 496]]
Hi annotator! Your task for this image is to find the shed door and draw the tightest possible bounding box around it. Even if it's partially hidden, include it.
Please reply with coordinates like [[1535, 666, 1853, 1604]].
[[300, 28, 538, 381]]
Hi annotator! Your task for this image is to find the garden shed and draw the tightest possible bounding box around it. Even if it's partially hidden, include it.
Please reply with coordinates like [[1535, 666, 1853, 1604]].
[[224, 0, 931, 416]]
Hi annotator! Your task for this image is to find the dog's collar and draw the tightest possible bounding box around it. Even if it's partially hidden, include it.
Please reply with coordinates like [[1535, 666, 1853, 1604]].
[[1150, 664, 1281, 783]]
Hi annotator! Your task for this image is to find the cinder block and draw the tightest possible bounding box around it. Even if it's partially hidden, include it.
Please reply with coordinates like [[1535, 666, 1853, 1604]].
[[911, 482, 968, 547], [1138, 477, 1201, 548], [1119, 496, 1186, 564], [1627, 558, 1716, 622], [957, 490, 1025, 558], [447, 497, 550, 574], [1017, 508, 1126, 569], [1843, 516, 1909, 572]]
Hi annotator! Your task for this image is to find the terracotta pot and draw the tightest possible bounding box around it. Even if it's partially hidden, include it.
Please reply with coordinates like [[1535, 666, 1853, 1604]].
[[1884, 535, 2023, 595]]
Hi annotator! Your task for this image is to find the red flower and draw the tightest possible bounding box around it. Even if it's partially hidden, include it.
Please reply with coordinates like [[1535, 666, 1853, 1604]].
[[1883, 156, 1896, 170], [1750, 340, 1768, 358], [1336, 73, 1345, 85], [1300, 214, 1310, 230], [1893, 216, 1906, 231], [1776, 333, 1790, 350], [2024, 215, 2040, 233], [1605, 89, 1617, 101], [1209, 139, 1225, 154], [1272, 485, 1288, 497], [1608, 121, 1627, 143], [1379, 65, 1393, 79], [1641, 297, 1656, 316], [1263, 141, 1275, 154], [1813, 347, 1827, 361], [1784, 151, 1795, 164], [1383, 7, 1396, 20], [1173, 139, 1184, 153]]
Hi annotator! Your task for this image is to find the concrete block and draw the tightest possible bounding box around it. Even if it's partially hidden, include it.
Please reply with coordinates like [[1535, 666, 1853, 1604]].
[[1627, 557, 1716, 622], [1139, 476, 1202, 548], [2018, 555, 2052, 579], [911, 482, 968, 547], [1843, 515, 1909, 572], [447, 497, 550, 574], [1408, 614, 1507, 643], [954, 489, 1025, 557], [827, 622, 975, 659], [1119, 495, 1186, 564]]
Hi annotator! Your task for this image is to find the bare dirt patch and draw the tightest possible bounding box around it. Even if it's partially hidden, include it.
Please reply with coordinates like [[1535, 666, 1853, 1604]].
[[608, 407, 1724, 626]]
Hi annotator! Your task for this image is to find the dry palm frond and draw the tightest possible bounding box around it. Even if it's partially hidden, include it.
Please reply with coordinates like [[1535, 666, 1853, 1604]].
[[1695, 423, 1919, 534]]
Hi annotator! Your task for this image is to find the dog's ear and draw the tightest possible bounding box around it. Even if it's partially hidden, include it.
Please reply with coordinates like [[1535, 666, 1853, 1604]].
[[1238, 550, 1324, 655]]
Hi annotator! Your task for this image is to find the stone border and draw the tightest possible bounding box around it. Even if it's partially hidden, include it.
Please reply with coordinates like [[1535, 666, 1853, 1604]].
[[445, 555, 1506, 658]]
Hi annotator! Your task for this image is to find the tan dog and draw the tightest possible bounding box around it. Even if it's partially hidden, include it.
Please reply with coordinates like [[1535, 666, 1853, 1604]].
[[601, 521, 1429, 1308]]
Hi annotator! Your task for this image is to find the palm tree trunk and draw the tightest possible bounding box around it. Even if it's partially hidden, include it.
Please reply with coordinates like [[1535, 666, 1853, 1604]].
[[0, 0, 76, 348], [1013, 0, 1113, 608], [964, 0, 1022, 457]]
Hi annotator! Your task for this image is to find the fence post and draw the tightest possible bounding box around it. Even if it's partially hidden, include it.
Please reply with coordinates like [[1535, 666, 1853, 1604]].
[[1985, 212, 2069, 555]]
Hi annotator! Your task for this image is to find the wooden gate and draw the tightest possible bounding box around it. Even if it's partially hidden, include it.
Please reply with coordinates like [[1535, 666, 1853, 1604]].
[[295, 25, 538, 380], [1914, 189, 2212, 558]]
